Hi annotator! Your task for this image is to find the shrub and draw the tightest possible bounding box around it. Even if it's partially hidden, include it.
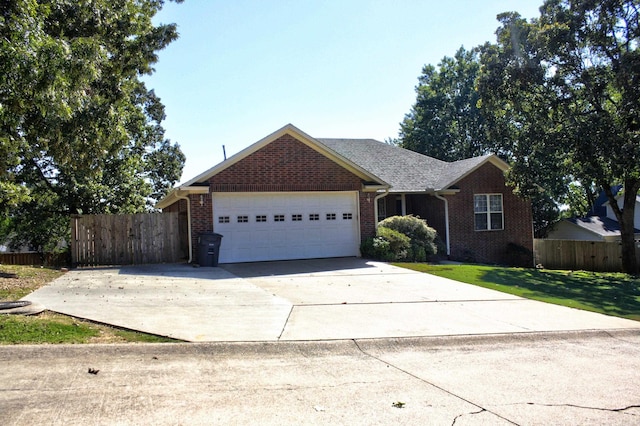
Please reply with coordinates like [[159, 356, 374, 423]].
[[376, 227, 410, 260], [361, 236, 393, 261], [378, 215, 437, 262]]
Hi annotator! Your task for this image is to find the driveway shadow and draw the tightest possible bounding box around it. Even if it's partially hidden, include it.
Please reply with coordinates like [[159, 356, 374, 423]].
[[114, 263, 237, 281], [221, 257, 377, 278]]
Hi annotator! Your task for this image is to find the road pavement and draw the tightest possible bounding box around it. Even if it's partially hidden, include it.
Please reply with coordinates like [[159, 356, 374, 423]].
[[1, 331, 639, 425]]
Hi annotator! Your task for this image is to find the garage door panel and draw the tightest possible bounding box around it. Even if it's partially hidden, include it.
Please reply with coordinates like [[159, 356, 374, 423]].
[[213, 192, 359, 263]]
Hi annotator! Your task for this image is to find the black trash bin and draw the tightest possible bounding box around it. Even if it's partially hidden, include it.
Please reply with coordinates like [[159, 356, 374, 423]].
[[198, 232, 223, 266]]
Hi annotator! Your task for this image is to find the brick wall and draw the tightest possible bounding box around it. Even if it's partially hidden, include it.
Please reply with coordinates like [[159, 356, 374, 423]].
[[209, 135, 362, 191], [360, 193, 376, 240], [190, 193, 213, 259], [446, 163, 533, 266]]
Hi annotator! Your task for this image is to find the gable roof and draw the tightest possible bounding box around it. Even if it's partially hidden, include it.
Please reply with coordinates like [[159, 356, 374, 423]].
[[181, 124, 387, 188], [157, 125, 510, 209], [317, 138, 507, 193], [565, 216, 640, 238]]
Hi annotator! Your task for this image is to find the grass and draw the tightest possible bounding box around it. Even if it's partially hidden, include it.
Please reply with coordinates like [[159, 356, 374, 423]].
[[393, 263, 640, 321], [0, 265, 180, 344]]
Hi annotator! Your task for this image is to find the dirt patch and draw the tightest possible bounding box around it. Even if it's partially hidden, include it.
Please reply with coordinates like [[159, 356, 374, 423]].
[[0, 265, 64, 300]]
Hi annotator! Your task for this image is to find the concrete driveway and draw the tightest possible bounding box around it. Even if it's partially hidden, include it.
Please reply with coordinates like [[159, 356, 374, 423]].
[[25, 258, 640, 342]]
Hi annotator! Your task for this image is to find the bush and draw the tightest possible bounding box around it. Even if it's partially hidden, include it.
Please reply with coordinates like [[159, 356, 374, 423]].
[[361, 236, 393, 261], [378, 215, 437, 262], [376, 227, 410, 260]]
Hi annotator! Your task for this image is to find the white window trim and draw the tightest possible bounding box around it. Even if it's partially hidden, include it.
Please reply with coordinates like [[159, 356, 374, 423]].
[[474, 193, 504, 231]]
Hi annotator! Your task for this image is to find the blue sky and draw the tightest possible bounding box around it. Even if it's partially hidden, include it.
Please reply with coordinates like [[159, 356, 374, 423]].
[[147, 1, 542, 183]]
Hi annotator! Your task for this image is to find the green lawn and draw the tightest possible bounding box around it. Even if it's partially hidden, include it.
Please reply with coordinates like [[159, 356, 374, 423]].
[[393, 263, 640, 321]]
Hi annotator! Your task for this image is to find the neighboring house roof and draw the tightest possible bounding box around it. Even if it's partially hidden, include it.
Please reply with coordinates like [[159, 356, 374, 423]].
[[317, 138, 507, 193], [569, 216, 626, 238], [603, 193, 640, 209], [557, 216, 640, 240], [589, 185, 622, 217]]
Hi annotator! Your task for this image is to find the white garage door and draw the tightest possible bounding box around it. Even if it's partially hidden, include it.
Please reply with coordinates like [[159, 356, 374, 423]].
[[212, 192, 360, 263]]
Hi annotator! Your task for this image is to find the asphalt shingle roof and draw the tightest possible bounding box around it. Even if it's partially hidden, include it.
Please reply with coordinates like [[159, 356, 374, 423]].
[[567, 216, 640, 237], [317, 138, 493, 192]]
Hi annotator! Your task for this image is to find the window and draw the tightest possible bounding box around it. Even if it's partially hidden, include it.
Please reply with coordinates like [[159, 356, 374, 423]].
[[256, 215, 267, 223], [474, 194, 503, 231], [218, 216, 230, 224], [343, 213, 353, 220], [292, 214, 302, 221], [274, 214, 285, 222], [309, 213, 319, 221], [237, 215, 248, 223], [326, 213, 336, 220]]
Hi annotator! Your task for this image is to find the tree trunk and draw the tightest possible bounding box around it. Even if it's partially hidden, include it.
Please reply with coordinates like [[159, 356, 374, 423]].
[[604, 181, 639, 275], [619, 217, 638, 275]]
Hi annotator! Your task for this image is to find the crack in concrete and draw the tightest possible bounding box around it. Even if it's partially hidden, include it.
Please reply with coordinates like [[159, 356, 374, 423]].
[[451, 408, 486, 426], [277, 305, 294, 340], [603, 330, 640, 349], [520, 402, 640, 415], [351, 339, 520, 425]]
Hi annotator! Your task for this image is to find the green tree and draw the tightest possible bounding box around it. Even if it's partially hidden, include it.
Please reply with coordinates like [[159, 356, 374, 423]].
[[0, 0, 185, 252], [478, 1, 640, 273], [398, 44, 561, 236], [399, 46, 490, 161]]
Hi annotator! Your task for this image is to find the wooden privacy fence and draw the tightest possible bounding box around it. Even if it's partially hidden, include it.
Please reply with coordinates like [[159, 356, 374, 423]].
[[0, 252, 68, 267], [71, 212, 181, 266], [534, 239, 640, 272]]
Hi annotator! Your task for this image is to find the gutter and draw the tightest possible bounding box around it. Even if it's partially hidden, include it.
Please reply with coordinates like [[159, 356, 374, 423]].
[[433, 191, 451, 257]]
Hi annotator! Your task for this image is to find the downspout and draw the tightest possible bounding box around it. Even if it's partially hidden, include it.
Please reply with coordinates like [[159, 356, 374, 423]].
[[373, 188, 390, 228], [433, 191, 451, 257], [176, 192, 194, 264]]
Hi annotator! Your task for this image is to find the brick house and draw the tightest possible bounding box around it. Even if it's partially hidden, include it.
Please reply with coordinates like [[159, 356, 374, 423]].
[[157, 124, 533, 266]]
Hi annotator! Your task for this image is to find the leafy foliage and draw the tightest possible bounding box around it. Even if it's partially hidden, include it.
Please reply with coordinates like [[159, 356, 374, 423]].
[[378, 215, 437, 262], [360, 236, 393, 261], [376, 226, 410, 260], [399, 47, 491, 161], [0, 0, 185, 252], [477, 0, 640, 273]]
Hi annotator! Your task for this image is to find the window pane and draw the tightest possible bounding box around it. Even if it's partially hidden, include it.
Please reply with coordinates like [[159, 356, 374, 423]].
[[474, 195, 487, 213], [475, 213, 488, 230], [490, 213, 503, 230], [489, 194, 503, 212]]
